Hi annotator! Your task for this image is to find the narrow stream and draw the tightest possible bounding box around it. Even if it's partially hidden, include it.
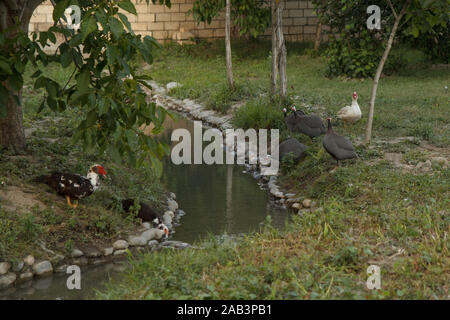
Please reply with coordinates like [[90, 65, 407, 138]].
[[1, 115, 287, 300]]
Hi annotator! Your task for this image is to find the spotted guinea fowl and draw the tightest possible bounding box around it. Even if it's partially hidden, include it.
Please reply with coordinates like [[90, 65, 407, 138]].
[[34, 164, 107, 208], [322, 118, 357, 163], [278, 138, 308, 162], [284, 106, 326, 139]]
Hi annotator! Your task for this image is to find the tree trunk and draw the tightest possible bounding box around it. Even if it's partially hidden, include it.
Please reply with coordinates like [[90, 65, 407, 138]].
[[270, 0, 278, 97], [364, 0, 411, 144], [276, 1, 287, 102], [0, 0, 44, 151], [314, 23, 322, 51], [225, 0, 234, 89]]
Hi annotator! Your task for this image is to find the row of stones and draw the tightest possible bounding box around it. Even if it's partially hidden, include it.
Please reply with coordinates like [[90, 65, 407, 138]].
[[144, 81, 319, 215], [0, 193, 186, 290]]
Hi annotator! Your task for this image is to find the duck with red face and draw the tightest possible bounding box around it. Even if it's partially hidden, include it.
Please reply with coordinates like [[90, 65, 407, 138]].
[[34, 164, 107, 208]]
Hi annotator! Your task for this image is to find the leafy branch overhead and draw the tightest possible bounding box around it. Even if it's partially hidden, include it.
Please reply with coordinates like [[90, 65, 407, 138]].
[[0, 0, 172, 177]]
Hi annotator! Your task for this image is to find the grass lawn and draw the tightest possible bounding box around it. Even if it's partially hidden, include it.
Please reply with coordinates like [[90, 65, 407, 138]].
[[98, 40, 449, 299]]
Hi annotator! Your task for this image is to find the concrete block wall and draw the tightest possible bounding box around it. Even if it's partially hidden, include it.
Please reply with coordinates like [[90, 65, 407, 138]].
[[29, 0, 321, 42]]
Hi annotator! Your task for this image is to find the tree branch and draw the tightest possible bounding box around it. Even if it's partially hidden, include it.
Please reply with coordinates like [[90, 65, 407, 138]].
[[386, 0, 398, 19]]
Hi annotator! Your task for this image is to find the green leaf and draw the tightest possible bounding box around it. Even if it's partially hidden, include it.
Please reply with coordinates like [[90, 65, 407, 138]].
[[151, 156, 163, 178], [53, 0, 69, 22], [110, 145, 122, 164], [81, 15, 98, 41], [76, 71, 90, 93], [0, 60, 12, 74], [109, 17, 124, 39], [118, 0, 137, 15], [118, 13, 134, 34]]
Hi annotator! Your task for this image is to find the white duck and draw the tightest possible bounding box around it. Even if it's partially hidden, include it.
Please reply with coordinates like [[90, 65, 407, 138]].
[[337, 92, 362, 124]]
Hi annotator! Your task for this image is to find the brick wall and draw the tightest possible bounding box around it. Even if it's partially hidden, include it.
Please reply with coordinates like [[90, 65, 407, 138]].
[[29, 0, 322, 43]]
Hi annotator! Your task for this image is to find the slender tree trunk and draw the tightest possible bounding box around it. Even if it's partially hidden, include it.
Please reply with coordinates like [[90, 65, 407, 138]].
[[276, 1, 287, 102], [364, 0, 411, 144], [225, 0, 234, 89], [314, 23, 322, 51], [0, 0, 43, 151], [270, 0, 278, 97]]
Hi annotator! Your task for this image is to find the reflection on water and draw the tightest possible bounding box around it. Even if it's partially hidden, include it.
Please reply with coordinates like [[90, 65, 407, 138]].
[[159, 116, 288, 243]]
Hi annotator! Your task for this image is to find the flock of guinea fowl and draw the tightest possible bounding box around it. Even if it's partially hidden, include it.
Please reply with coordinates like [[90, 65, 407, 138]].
[[279, 91, 362, 165]]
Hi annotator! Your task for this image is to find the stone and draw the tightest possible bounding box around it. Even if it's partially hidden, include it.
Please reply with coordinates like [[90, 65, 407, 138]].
[[166, 82, 181, 91], [70, 249, 83, 258], [0, 262, 11, 275], [128, 236, 147, 247], [142, 228, 165, 241], [84, 248, 101, 258], [12, 261, 24, 273], [167, 199, 178, 212], [142, 222, 151, 229], [19, 271, 34, 282], [302, 199, 312, 208], [0, 273, 17, 289], [71, 257, 88, 266], [103, 247, 114, 256], [160, 241, 192, 249], [292, 203, 301, 210], [113, 240, 129, 250], [285, 193, 296, 199], [55, 265, 68, 273], [148, 240, 159, 247], [114, 249, 127, 256], [431, 156, 448, 167], [176, 209, 186, 217], [32, 261, 53, 277], [169, 192, 176, 199], [23, 255, 35, 266], [50, 254, 65, 265], [163, 211, 174, 225]]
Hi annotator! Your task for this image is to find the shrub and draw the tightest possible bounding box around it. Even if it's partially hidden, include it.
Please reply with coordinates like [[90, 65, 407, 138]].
[[232, 98, 285, 130], [207, 82, 254, 113]]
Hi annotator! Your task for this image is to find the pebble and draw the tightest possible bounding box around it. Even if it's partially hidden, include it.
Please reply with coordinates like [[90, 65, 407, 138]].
[[0, 273, 17, 289], [176, 209, 186, 217], [24, 255, 35, 266], [12, 261, 24, 273], [167, 199, 178, 212], [302, 199, 312, 208], [113, 240, 129, 250], [70, 249, 83, 258], [142, 222, 151, 229], [169, 192, 176, 199], [0, 262, 11, 275], [128, 236, 147, 247], [55, 265, 68, 273], [32, 261, 53, 277], [292, 203, 301, 210], [84, 248, 101, 258], [285, 193, 296, 199], [166, 82, 181, 91], [19, 271, 34, 282], [148, 240, 159, 247], [103, 247, 114, 256], [50, 254, 65, 265], [114, 249, 127, 256]]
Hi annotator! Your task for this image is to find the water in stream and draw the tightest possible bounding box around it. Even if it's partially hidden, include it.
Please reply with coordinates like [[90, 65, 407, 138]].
[[1, 115, 287, 300]]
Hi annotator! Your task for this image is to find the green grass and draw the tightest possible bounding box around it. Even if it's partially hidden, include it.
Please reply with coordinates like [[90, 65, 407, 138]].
[[0, 63, 165, 261], [97, 40, 449, 300]]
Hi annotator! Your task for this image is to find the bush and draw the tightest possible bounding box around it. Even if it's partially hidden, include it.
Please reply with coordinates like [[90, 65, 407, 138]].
[[232, 98, 285, 130], [207, 82, 254, 113]]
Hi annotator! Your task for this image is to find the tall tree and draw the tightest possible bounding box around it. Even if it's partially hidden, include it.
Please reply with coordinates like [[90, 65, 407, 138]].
[[225, 0, 234, 89], [270, 0, 287, 103], [0, 0, 172, 175]]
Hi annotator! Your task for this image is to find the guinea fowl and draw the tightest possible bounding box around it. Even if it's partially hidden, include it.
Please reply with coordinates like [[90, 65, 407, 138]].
[[34, 164, 107, 208], [322, 118, 357, 163], [337, 91, 362, 124], [278, 138, 308, 162], [284, 106, 326, 139]]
